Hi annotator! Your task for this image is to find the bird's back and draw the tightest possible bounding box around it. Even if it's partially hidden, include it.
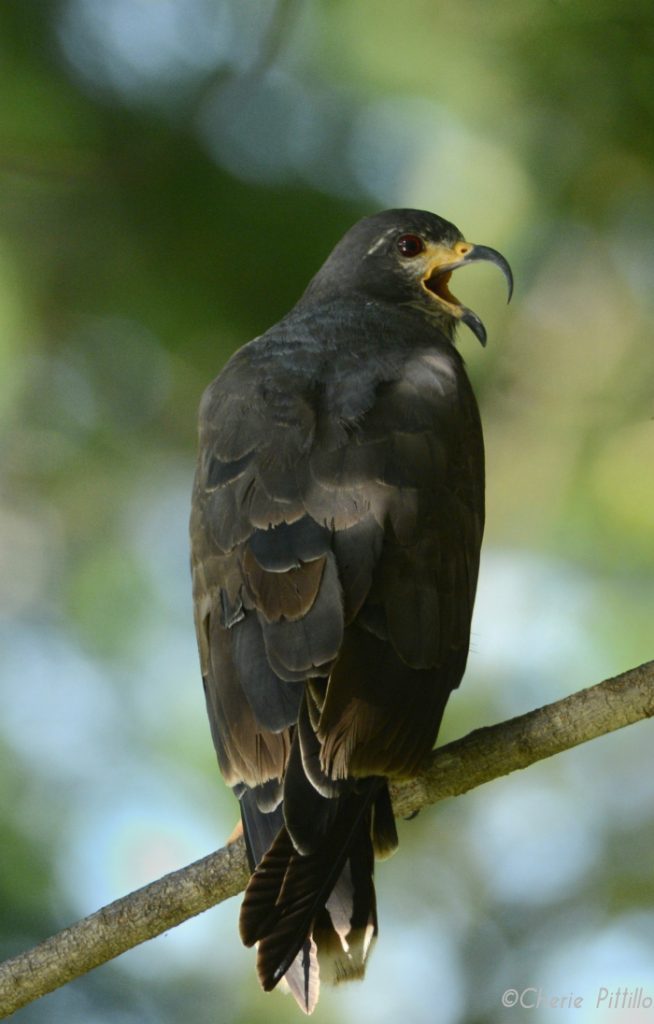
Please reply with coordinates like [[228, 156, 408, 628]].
[[191, 298, 484, 1010]]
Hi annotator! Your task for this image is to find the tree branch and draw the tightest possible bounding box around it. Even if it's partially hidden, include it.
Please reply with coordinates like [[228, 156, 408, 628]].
[[1, 660, 652, 1019]]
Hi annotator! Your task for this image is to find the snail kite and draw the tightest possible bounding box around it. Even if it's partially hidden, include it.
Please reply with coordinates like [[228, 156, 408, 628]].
[[190, 209, 512, 1013]]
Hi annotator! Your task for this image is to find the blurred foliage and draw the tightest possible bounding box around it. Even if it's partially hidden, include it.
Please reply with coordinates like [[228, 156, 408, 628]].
[[0, 2, 653, 1023]]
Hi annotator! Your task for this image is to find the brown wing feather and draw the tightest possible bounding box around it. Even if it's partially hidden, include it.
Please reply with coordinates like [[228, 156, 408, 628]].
[[203, 618, 292, 788], [243, 548, 326, 623]]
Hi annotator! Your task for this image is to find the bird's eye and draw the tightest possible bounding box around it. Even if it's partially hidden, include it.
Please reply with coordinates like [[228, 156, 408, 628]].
[[396, 234, 425, 257]]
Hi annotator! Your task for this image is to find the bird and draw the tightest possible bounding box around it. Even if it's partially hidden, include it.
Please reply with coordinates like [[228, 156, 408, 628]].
[[190, 208, 512, 1014]]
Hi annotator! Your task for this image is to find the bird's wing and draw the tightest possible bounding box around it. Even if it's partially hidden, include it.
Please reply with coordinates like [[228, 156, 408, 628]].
[[190, 348, 325, 799], [315, 348, 485, 780], [191, 341, 483, 798]]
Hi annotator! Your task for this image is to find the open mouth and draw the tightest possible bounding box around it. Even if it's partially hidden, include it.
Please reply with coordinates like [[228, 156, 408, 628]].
[[421, 243, 513, 346], [423, 269, 461, 309]]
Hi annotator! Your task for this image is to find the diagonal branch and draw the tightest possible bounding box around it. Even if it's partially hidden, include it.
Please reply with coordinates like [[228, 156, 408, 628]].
[[1, 660, 652, 1019]]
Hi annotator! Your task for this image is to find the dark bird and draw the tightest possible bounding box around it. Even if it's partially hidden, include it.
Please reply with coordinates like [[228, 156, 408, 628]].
[[190, 208, 512, 1013]]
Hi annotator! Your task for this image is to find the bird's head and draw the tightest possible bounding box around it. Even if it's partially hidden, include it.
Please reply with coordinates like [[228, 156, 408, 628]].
[[302, 208, 513, 346]]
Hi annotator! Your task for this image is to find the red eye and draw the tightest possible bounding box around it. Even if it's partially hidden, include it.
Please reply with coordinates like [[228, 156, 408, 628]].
[[396, 233, 425, 257]]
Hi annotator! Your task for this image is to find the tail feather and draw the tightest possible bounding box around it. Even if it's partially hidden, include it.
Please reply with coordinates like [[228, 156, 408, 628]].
[[239, 785, 382, 1011], [278, 939, 320, 1015], [239, 825, 295, 948], [315, 834, 377, 985], [238, 784, 284, 871]]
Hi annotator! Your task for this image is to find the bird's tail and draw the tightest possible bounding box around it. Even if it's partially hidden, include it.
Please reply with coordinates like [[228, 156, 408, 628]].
[[239, 783, 396, 1014]]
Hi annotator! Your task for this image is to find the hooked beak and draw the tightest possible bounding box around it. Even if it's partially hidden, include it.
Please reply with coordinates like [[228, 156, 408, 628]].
[[422, 241, 513, 346]]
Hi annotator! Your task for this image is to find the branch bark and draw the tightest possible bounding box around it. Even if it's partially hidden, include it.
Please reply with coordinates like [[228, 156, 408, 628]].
[[1, 660, 652, 1019]]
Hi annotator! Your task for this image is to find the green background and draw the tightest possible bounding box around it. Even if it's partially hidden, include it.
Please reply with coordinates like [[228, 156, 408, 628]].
[[1, 2, 653, 1022]]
